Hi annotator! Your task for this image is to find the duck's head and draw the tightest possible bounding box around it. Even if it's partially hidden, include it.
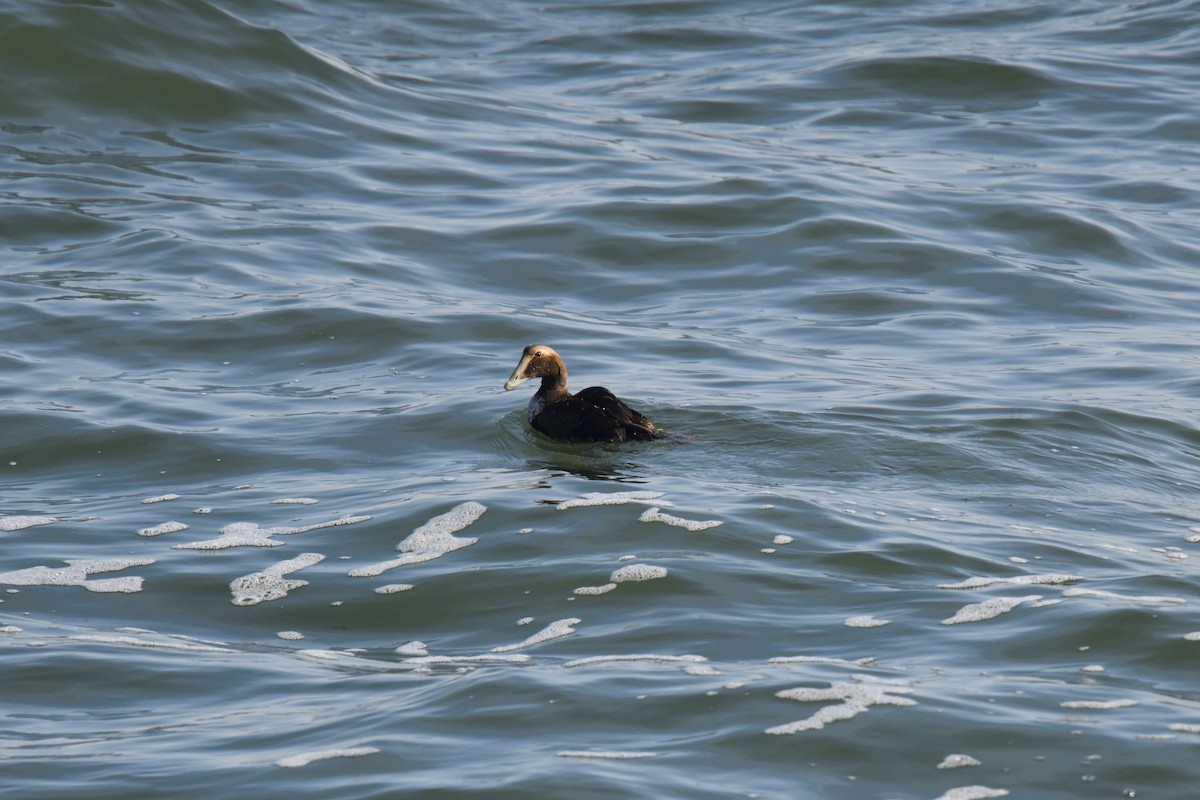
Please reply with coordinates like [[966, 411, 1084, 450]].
[[504, 344, 565, 391]]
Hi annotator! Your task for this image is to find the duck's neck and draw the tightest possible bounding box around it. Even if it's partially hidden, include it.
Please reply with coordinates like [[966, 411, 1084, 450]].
[[528, 372, 568, 422], [535, 370, 570, 405]]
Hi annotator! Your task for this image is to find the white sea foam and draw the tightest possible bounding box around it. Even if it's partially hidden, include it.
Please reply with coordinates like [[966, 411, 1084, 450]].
[[683, 664, 722, 676], [938, 754, 982, 769], [348, 502, 484, 577], [564, 654, 707, 668], [395, 502, 484, 550], [142, 493, 180, 504], [557, 491, 668, 510], [374, 584, 414, 594], [402, 653, 530, 665], [1062, 588, 1185, 605], [637, 507, 721, 531], [941, 595, 1041, 625], [766, 677, 916, 735], [176, 515, 371, 550], [288, 515, 372, 534], [773, 534, 794, 545], [1168, 723, 1200, 734], [937, 574, 1081, 590], [1183, 632, 1200, 641], [933, 787, 1009, 800], [277, 631, 305, 640], [556, 750, 658, 759], [230, 553, 324, 606], [0, 558, 154, 593], [395, 641, 428, 656], [0, 515, 56, 531], [573, 583, 618, 595], [272, 498, 318, 505], [177, 522, 287, 549], [610, 564, 668, 583], [844, 615, 890, 628], [137, 520, 189, 537], [1060, 699, 1137, 710], [275, 747, 379, 768], [492, 617, 579, 653]]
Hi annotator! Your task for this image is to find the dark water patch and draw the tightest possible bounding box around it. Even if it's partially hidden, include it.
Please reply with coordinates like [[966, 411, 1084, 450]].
[[535, 22, 778, 56], [922, 4, 1071, 29], [832, 54, 1060, 103], [589, 185, 825, 239], [1092, 179, 1192, 205], [0, 1, 310, 124], [0, 206, 124, 246], [1047, 0, 1200, 50], [969, 404, 1200, 471], [974, 206, 1132, 262], [802, 237, 978, 281], [800, 288, 935, 320], [2, 268, 161, 302], [1151, 114, 1200, 142], [819, 541, 1004, 585]]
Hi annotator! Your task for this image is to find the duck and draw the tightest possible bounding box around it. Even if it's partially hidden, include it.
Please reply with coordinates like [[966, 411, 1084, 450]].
[[503, 344, 659, 443]]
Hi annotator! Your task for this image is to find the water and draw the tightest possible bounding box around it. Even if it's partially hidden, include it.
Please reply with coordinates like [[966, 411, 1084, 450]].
[[2, 0, 1199, 797]]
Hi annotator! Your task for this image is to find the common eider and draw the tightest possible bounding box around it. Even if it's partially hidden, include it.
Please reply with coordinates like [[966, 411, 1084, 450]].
[[503, 344, 658, 443]]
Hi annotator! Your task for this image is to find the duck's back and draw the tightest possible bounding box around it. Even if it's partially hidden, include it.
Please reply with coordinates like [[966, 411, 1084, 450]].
[[531, 386, 657, 443]]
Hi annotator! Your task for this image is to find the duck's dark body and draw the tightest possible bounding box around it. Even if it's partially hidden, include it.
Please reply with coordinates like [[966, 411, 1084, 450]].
[[504, 345, 658, 443], [529, 385, 657, 442]]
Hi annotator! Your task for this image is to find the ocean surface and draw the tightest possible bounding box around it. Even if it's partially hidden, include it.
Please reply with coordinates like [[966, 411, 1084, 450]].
[[2, 1, 1199, 797]]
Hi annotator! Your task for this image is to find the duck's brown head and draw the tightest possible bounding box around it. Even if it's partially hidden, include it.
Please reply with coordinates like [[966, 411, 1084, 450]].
[[504, 344, 566, 392]]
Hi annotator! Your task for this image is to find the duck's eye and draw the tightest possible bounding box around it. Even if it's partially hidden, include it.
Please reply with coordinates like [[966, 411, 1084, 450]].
[[534, 350, 543, 358]]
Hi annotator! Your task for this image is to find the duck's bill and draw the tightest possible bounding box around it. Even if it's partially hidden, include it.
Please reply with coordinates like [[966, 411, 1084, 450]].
[[504, 355, 533, 390]]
